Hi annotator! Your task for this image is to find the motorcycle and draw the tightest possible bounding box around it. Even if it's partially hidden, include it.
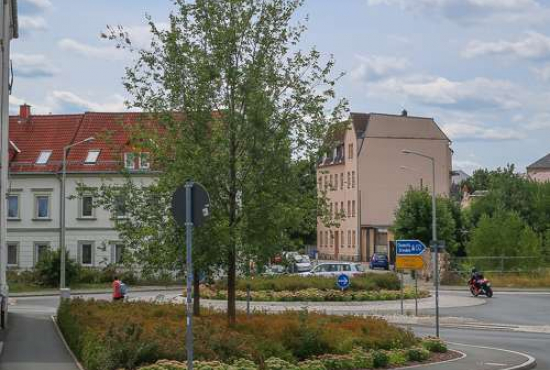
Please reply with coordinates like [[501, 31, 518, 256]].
[[469, 277, 493, 298]]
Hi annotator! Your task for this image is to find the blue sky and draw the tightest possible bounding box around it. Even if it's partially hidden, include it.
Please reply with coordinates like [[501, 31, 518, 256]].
[[10, 0, 550, 173]]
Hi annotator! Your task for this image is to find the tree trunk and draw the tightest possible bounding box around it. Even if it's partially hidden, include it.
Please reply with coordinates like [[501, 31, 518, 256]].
[[227, 113, 238, 326], [193, 268, 200, 316]]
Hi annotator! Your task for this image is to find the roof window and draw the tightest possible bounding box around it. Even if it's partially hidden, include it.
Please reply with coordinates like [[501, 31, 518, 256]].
[[85, 150, 101, 164], [36, 150, 52, 164]]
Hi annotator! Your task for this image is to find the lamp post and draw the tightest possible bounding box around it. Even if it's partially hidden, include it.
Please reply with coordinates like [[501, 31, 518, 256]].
[[60, 136, 94, 294], [401, 149, 440, 338]]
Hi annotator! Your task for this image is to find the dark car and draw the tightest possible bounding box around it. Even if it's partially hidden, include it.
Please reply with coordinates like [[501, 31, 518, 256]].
[[369, 253, 389, 270]]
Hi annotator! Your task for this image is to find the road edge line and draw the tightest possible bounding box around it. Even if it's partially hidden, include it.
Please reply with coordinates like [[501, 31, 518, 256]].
[[447, 342, 537, 370], [394, 349, 466, 369], [50, 315, 86, 370]]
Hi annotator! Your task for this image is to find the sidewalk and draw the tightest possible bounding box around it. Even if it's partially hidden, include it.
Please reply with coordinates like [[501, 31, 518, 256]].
[[0, 310, 78, 370], [9, 285, 184, 298]]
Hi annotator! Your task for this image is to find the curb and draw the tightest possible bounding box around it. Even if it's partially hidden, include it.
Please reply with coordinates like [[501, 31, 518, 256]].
[[50, 315, 86, 370], [447, 342, 537, 370], [395, 349, 466, 369], [11, 286, 184, 298]]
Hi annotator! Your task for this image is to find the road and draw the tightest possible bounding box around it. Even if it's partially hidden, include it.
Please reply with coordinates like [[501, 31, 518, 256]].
[[1, 289, 549, 369]]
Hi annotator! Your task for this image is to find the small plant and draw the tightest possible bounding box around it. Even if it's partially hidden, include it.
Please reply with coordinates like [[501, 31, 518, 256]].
[[298, 360, 327, 370], [388, 350, 407, 366], [371, 351, 389, 368], [422, 338, 448, 353], [265, 357, 298, 370], [406, 348, 430, 362]]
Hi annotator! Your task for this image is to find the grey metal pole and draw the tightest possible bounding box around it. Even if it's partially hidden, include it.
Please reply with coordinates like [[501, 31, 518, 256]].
[[185, 181, 194, 370], [431, 158, 440, 338], [415, 272, 418, 316], [400, 271, 404, 315], [60, 148, 67, 290]]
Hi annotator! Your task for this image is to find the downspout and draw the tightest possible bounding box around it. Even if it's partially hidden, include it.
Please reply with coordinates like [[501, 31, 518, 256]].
[[356, 130, 366, 262]]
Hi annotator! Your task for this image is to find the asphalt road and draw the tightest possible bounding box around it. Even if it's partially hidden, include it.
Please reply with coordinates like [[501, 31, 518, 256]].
[[423, 289, 550, 326]]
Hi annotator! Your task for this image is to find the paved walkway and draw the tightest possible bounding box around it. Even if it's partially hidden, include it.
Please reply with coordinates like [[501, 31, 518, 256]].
[[0, 308, 78, 370]]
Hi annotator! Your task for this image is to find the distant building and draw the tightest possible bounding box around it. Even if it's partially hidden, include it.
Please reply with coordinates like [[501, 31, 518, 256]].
[[527, 153, 550, 182], [316, 111, 452, 262], [451, 169, 470, 198]]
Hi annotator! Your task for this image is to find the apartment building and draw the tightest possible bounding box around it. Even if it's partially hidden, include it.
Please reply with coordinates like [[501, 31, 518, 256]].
[[6, 105, 156, 269], [527, 153, 550, 182], [317, 111, 452, 262]]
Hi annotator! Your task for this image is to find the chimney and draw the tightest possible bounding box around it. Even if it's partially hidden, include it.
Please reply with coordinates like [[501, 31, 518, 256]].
[[401, 109, 408, 117], [20, 104, 31, 120]]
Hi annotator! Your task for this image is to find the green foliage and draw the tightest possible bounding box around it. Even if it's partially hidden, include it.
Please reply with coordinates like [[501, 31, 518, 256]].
[[392, 188, 458, 253], [371, 351, 389, 368], [422, 338, 448, 353], [34, 249, 79, 287], [298, 360, 327, 370], [387, 350, 407, 366], [467, 212, 542, 271], [406, 348, 430, 362]]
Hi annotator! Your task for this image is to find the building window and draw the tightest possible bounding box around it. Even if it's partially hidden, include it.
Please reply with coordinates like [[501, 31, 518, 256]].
[[35, 195, 50, 219], [348, 230, 351, 248], [7, 243, 18, 266], [347, 172, 350, 189], [347, 201, 351, 217], [340, 173, 344, 190], [352, 231, 356, 248], [79, 242, 94, 266], [80, 195, 94, 218], [352, 171, 356, 188], [340, 202, 344, 217], [324, 175, 328, 191], [113, 195, 127, 218], [330, 203, 333, 218], [7, 195, 19, 219], [34, 242, 50, 265], [124, 152, 136, 170], [112, 243, 125, 264], [340, 231, 344, 248], [139, 152, 150, 169], [36, 150, 52, 164], [325, 231, 328, 248], [348, 144, 353, 159], [319, 232, 323, 249], [85, 150, 101, 164], [352, 200, 356, 217], [329, 174, 333, 190]]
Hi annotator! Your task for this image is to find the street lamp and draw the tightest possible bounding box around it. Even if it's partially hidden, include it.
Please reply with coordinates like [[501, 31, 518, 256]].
[[60, 136, 94, 294], [401, 149, 440, 338], [399, 165, 424, 188]]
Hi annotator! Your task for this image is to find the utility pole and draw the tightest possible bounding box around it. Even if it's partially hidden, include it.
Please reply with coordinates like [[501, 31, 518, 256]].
[[0, 0, 18, 329]]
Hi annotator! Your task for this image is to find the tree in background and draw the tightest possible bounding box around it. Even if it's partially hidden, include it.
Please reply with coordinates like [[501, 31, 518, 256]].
[[466, 211, 542, 272], [104, 0, 347, 324], [392, 188, 458, 253]]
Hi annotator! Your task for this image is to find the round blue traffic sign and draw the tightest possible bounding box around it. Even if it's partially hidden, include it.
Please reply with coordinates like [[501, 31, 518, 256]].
[[336, 274, 350, 290]]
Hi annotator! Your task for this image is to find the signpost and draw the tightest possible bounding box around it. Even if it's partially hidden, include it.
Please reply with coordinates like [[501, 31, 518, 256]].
[[171, 181, 210, 370], [396, 240, 426, 316], [336, 274, 350, 292]]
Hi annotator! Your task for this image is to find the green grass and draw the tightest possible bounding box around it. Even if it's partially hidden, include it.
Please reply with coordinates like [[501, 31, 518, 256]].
[[9, 282, 112, 293]]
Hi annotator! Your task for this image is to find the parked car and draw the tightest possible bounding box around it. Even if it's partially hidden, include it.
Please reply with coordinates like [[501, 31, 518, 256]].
[[369, 252, 389, 270], [299, 262, 365, 277], [283, 252, 313, 273], [262, 264, 287, 276]]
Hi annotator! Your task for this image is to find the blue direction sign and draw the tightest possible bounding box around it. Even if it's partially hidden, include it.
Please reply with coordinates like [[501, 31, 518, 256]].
[[336, 274, 350, 290], [396, 240, 426, 256]]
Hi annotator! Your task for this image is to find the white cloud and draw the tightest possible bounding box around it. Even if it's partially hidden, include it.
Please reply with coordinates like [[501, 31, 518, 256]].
[[48, 91, 127, 112], [19, 15, 47, 31], [9, 95, 52, 115], [441, 121, 524, 141], [351, 55, 409, 81], [463, 32, 550, 59], [525, 113, 550, 130], [19, 0, 52, 14], [12, 53, 57, 78], [367, 75, 519, 110], [534, 63, 550, 81], [453, 159, 483, 174], [367, 0, 550, 24], [58, 38, 125, 60]]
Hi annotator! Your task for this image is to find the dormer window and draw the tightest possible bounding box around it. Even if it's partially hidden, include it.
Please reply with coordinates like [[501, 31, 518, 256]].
[[36, 150, 52, 164], [85, 150, 101, 164], [124, 152, 136, 170], [139, 152, 150, 170]]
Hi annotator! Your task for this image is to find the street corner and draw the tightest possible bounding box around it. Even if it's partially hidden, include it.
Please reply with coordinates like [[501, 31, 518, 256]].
[[441, 342, 536, 370]]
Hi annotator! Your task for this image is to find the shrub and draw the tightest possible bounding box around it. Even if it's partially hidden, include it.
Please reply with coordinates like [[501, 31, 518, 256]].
[[406, 348, 430, 362], [349, 349, 373, 369], [298, 360, 326, 370], [422, 338, 448, 353], [35, 249, 79, 287], [371, 351, 388, 368], [265, 358, 298, 370], [232, 359, 259, 370], [388, 350, 407, 366]]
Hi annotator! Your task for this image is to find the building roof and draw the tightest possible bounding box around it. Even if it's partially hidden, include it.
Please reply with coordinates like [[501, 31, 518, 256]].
[[452, 169, 470, 185], [8, 108, 156, 174], [527, 153, 550, 170], [350, 112, 450, 141]]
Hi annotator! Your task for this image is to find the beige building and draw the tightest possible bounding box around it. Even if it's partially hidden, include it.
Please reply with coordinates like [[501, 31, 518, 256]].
[[527, 153, 550, 182], [317, 111, 452, 262]]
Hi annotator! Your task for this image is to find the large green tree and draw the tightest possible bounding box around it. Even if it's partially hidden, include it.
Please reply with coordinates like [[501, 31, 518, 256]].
[[392, 188, 457, 253], [104, 0, 347, 324]]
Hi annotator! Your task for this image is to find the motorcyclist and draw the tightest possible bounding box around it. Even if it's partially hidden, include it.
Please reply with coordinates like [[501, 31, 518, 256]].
[[470, 268, 484, 292]]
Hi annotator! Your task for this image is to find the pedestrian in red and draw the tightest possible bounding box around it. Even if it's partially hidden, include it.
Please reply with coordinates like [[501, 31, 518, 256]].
[[112, 276, 124, 302]]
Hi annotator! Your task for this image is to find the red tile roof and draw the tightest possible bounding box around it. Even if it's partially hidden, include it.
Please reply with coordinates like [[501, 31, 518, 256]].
[[8, 110, 156, 174]]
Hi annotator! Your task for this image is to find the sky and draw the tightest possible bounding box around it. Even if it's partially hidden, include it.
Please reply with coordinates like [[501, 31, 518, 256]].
[[10, 0, 550, 174]]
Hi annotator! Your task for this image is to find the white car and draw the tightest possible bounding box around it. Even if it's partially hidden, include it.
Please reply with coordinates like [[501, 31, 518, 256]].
[[299, 262, 366, 277], [283, 252, 313, 273]]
